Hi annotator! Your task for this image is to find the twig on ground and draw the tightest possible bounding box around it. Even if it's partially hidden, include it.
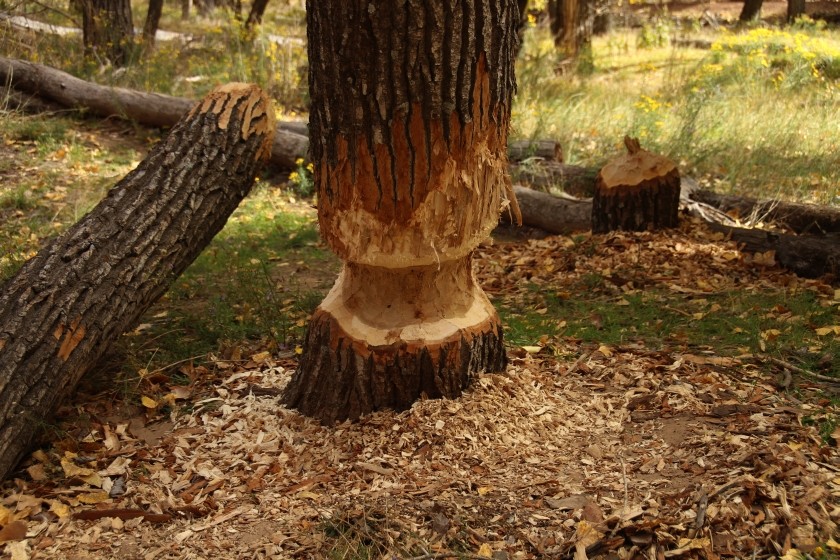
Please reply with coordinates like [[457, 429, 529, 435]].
[[761, 355, 839, 384], [565, 350, 593, 376], [610, 454, 629, 539], [688, 491, 708, 538]]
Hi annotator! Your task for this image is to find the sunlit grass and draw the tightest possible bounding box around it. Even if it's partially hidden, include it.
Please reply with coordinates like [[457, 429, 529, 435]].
[[514, 24, 840, 204]]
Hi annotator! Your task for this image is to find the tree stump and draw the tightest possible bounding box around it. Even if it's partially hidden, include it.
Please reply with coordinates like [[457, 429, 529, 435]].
[[0, 83, 274, 481], [591, 137, 680, 233]]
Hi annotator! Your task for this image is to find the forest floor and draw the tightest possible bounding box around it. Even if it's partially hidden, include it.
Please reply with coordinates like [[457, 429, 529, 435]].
[[0, 118, 838, 559]]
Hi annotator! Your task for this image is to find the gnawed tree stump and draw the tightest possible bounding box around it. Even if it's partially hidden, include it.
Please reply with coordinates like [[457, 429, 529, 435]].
[[0, 83, 274, 481], [283, 0, 517, 425], [592, 137, 680, 233]]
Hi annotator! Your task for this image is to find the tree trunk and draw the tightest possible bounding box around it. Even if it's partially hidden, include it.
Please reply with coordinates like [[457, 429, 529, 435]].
[[739, 0, 764, 21], [787, 0, 806, 21], [181, 0, 190, 20], [549, 0, 592, 59], [0, 57, 308, 169], [591, 137, 680, 233], [142, 0, 164, 48], [78, 0, 135, 66], [0, 83, 274, 481], [245, 0, 270, 28], [283, 0, 519, 424]]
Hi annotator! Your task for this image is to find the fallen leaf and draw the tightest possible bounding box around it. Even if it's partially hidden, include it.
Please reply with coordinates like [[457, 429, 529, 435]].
[[6, 540, 29, 560], [141, 395, 158, 409], [0, 520, 27, 542], [477, 543, 493, 558], [77, 491, 110, 504], [815, 326, 840, 336]]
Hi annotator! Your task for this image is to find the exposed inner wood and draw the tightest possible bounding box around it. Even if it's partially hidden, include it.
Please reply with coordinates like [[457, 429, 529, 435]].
[[319, 259, 495, 350], [318, 58, 515, 268], [598, 139, 677, 191]]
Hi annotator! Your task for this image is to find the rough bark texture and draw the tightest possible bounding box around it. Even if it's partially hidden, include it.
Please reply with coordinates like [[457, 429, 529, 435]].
[[142, 0, 165, 47], [592, 137, 680, 233], [549, 0, 592, 57], [284, 0, 519, 424], [0, 83, 274, 481], [739, 0, 765, 21], [78, 0, 135, 66], [0, 57, 307, 169], [690, 190, 840, 235]]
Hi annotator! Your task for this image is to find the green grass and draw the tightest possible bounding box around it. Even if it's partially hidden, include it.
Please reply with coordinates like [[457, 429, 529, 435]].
[[513, 24, 840, 204], [500, 282, 840, 371]]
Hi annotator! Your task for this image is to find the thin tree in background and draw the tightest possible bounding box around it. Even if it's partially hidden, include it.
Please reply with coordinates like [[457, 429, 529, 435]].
[[78, 0, 135, 66], [142, 0, 164, 48]]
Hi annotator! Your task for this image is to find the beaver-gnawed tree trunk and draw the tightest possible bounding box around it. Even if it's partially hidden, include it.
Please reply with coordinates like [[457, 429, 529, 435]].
[[283, 0, 520, 424], [0, 84, 274, 481]]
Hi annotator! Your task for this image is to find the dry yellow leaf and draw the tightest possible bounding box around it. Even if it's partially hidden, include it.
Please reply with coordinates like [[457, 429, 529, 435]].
[[0, 504, 13, 525], [141, 395, 158, 409], [815, 326, 840, 336], [522, 346, 542, 354], [61, 456, 94, 478], [477, 543, 493, 558], [477, 486, 494, 496], [77, 492, 110, 504], [597, 345, 612, 357], [49, 500, 71, 519]]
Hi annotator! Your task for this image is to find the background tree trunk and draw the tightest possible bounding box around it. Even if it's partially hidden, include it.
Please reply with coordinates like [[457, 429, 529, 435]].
[[739, 0, 765, 21], [245, 0, 270, 29], [549, 0, 592, 59], [0, 83, 274, 481], [142, 0, 164, 48], [78, 0, 135, 66], [787, 0, 806, 21], [283, 0, 519, 424]]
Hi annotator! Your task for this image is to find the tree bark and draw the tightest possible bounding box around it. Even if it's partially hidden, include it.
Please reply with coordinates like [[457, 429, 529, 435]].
[[705, 223, 840, 279], [739, 0, 764, 21], [549, 0, 592, 59], [503, 185, 590, 233], [592, 137, 680, 233], [0, 57, 307, 169], [284, 0, 519, 424], [787, 0, 806, 21], [78, 0, 135, 66], [689, 190, 840, 235], [0, 83, 274, 481], [142, 0, 164, 48], [245, 0, 270, 28]]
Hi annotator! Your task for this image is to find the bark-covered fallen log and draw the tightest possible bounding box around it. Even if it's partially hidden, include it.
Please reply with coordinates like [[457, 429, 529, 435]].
[[503, 185, 591, 234], [0, 83, 274, 481], [704, 223, 840, 279], [0, 56, 307, 169], [689, 189, 840, 235]]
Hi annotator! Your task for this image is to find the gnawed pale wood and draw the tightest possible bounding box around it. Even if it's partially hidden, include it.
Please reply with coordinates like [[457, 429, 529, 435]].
[[0, 83, 273, 481], [592, 137, 680, 233]]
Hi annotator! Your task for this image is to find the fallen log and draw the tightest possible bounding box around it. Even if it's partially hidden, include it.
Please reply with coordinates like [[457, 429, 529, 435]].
[[689, 189, 840, 235], [704, 223, 840, 279], [509, 161, 598, 197], [0, 83, 274, 481], [503, 186, 591, 234], [0, 56, 307, 169]]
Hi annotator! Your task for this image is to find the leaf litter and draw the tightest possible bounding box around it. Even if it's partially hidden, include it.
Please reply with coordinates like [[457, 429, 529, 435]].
[[1, 212, 838, 559]]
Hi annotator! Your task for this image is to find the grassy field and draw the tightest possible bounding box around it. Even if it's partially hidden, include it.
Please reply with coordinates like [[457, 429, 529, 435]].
[[1, 3, 839, 409]]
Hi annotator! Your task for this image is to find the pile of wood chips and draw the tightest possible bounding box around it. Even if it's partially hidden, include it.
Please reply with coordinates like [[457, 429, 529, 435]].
[[1, 217, 838, 560]]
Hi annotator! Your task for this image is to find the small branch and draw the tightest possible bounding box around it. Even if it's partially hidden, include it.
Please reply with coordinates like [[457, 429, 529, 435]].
[[609, 454, 629, 539], [565, 350, 593, 376], [687, 491, 708, 538], [761, 355, 839, 384]]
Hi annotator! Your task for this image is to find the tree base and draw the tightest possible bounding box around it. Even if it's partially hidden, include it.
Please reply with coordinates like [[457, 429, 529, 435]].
[[282, 260, 507, 424]]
